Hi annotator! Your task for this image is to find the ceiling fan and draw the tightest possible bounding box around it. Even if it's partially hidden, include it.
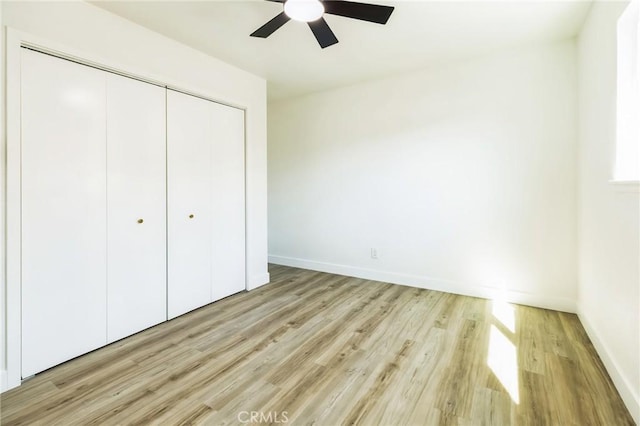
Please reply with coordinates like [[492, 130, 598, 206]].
[[250, 0, 395, 49]]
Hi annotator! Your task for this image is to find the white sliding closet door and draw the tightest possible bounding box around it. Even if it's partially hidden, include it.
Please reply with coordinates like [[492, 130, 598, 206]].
[[106, 74, 167, 342], [167, 90, 246, 318], [167, 90, 214, 319], [21, 49, 107, 377], [210, 104, 246, 301]]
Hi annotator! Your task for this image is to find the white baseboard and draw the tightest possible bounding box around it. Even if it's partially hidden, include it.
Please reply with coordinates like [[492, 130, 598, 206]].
[[247, 272, 270, 291], [577, 305, 640, 424], [268, 255, 576, 313]]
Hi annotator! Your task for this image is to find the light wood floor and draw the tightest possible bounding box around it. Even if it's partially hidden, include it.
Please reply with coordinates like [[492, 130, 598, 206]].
[[1, 265, 634, 425]]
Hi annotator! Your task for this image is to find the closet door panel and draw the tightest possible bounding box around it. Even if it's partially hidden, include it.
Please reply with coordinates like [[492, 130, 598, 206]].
[[21, 49, 107, 377], [106, 74, 167, 342], [167, 90, 213, 319], [210, 104, 246, 301]]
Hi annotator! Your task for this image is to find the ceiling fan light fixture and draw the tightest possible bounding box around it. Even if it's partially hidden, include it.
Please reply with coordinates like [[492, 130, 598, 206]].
[[284, 0, 325, 22]]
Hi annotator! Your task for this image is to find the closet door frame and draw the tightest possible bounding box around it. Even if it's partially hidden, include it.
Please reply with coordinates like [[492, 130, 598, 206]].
[[4, 28, 249, 392]]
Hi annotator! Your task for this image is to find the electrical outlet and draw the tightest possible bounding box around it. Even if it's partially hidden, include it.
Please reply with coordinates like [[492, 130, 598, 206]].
[[371, 248, 378, 259]]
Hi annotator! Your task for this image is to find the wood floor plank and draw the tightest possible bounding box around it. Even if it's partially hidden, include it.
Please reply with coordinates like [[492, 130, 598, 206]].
[[1, 265, 634, 426], [517, 307, 547, 376]]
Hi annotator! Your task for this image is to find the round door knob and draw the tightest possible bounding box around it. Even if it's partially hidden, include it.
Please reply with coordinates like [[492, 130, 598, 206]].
[[137, 218, 144, 224], [189, 214, 194, 219]]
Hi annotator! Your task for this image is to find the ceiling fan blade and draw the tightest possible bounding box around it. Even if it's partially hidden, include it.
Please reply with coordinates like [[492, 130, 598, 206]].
[[322, 1, 394, 24], [308, 17, 339, 48], [250, 12, 291, 38]]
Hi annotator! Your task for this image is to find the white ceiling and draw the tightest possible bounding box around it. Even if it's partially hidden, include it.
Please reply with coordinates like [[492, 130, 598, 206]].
[[93, 0, 592, 101]]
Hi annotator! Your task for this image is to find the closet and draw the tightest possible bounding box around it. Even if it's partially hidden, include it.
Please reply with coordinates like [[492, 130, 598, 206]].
[[20, 48, 246, 378]]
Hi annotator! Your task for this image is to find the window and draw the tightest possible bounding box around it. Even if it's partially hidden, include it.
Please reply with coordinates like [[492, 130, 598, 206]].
[[615, 0, 640, 182]]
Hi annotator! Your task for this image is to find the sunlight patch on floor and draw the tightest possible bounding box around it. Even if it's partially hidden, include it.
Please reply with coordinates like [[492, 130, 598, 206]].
[[491, 300, 516, 333], [488, 324, 519, 404]]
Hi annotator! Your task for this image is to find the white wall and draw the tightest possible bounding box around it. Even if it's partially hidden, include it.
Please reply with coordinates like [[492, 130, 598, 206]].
[[269, 40, 578, 312], [0, 0, 268, 391], [577, 2, 640, 422], [0, 0, 6, 392]]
